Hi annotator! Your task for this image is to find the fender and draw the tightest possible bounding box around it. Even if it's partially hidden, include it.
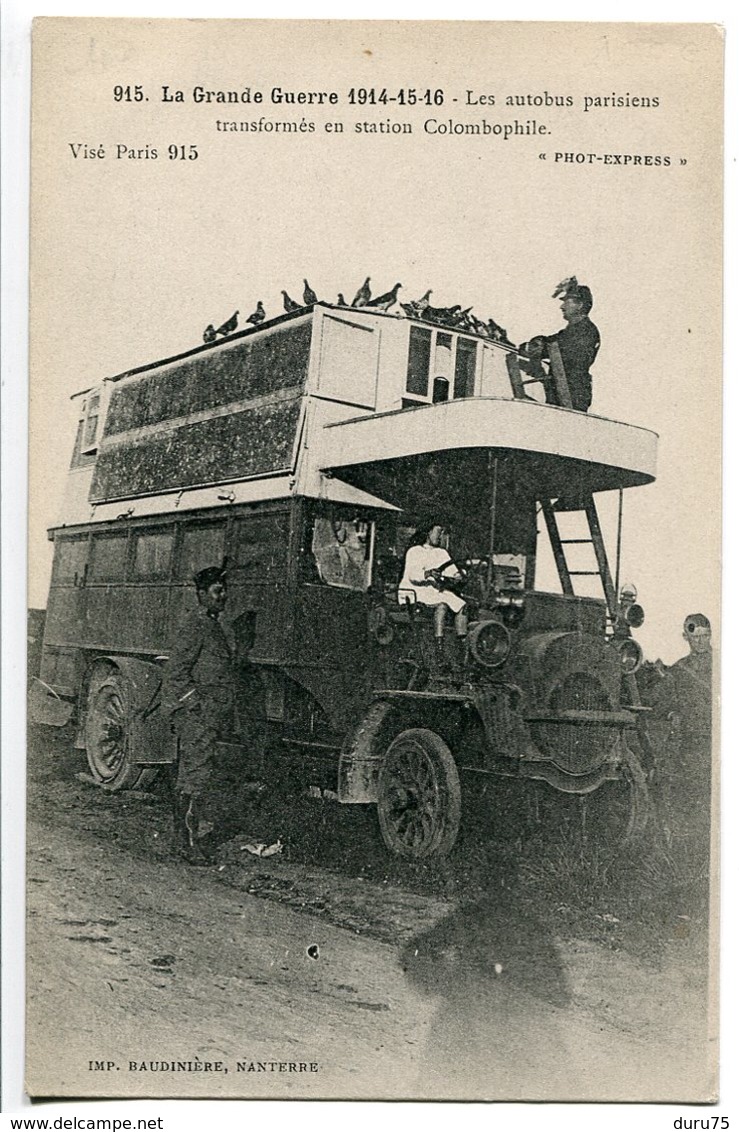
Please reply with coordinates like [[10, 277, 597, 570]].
[[337, 700, 398, 803]]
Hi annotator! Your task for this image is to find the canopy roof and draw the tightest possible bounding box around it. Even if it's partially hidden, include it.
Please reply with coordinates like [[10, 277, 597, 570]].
[[320, 398, 657, 509]]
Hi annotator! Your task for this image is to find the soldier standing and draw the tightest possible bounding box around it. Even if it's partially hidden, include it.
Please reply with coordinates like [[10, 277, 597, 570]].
[[162, 566, 236, 865], [645, 613, 713, 865], [520, 278, 601, 411]]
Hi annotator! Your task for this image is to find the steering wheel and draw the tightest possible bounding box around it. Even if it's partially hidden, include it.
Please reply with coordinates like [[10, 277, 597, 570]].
[[427, 555, 487, 596]]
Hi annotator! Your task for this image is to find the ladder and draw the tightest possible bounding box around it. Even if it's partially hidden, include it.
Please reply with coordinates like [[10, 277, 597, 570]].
[[539, 494, 617, 620], [540, 493, 652, 768], [505, 341, 572, 407]]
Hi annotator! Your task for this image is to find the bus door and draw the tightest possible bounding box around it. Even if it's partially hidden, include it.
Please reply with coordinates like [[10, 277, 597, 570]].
[[294, 505, 373, 671]]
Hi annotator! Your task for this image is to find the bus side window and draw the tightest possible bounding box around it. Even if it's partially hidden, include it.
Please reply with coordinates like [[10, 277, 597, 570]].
[[52, 536, 89, 584], [132, 529, 173, 581], [88, 533, 129, 581], [232, 512, 289, 582], [176, 524, 226, 580]]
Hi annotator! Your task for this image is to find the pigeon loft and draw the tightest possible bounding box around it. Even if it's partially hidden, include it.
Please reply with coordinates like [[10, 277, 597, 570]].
[[64, 303, 521, 514]]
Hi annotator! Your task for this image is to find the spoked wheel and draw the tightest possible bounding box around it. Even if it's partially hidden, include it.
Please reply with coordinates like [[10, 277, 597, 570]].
[[85, 669, 156, 792], [377, 728, 461, 858]]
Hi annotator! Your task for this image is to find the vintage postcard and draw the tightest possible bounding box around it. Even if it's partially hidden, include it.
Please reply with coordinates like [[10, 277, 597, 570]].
[[26, 18, 722, 1102]]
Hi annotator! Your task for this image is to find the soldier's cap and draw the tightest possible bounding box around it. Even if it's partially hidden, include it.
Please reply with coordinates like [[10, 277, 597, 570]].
[[193, 565, 227, 590], [684, 612, 711, 635], [559, 283, 593, 310]]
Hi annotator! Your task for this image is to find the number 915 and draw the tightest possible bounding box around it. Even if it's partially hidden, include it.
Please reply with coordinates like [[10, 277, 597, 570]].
[[113, 85, 145, 101], [168, 144, 199, 160]]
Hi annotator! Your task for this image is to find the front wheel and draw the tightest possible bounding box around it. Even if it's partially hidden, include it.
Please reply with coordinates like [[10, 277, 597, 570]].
[[84, 669, 157, 792], [377, 728, 461, 858], [574, 742, 652, 853]]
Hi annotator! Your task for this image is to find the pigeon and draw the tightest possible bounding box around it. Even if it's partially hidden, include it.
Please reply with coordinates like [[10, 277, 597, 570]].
[[486, 318, 508, 342], [468, 313, 488, 335], [215, 311, 239, 337], [303, 279, 318, 306], [203, 324, 217, 344], [552, 275, 578, 300], [366, 282, 402, 311], [459, 312, 482, 334], [246, 301, 265, 326], [337, 293, 347, 305], [449, 306, 473, 327], [282, 290, 300, 312], [422, 303, 461, 325], [351, 277, 372, 307], [401, 290, 433, 318]]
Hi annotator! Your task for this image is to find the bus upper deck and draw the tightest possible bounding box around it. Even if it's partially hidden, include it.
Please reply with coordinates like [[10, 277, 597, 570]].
[[56, 301, 656, 533]]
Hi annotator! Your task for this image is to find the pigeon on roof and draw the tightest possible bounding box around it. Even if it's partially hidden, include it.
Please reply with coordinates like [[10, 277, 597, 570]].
[[351, 277, 372, 307], [450, 306, 473, 327], [246, 301, 266, 326], [282, 290, 301, 312], [400, 290, 433, 318], [422, 303, 461, 325], [366, 282, 402, 311], [303, 279, 318, 306], [203, 324, 217, 344], [337, 293, 347, 306], [215, 311, 239, 337], [486, 318, 508, 342], [468, 313, 488, 335]]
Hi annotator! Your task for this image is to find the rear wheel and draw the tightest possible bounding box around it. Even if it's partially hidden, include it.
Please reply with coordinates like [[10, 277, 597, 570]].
[[377, 728, 461, 858], [84, 669, 157, 792]]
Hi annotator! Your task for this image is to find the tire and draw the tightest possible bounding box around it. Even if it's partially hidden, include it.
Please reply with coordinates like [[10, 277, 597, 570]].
[[84, 669, 157, 792], [377, 728, 462, 859]]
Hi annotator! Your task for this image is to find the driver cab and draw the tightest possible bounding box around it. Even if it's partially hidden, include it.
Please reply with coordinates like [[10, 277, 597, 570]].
[[373, 505, 533, 616]]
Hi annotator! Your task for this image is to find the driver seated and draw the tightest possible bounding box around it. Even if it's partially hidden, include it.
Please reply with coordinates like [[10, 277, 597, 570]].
[[399, 522, 468, 645]]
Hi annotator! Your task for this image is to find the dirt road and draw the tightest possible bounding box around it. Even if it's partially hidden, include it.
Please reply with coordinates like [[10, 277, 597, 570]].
[[26, 727, 715, 1102]]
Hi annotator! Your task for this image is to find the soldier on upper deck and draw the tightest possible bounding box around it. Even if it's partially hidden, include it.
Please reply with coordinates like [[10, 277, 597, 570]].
[[520, 278, 601, 412]]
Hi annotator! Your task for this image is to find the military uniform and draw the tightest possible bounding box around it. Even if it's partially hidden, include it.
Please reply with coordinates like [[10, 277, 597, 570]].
[[546, 316, 600, 411], [645, 618, 712, 865], [522, 280, 601, 411], [163, 604, 236, 796]]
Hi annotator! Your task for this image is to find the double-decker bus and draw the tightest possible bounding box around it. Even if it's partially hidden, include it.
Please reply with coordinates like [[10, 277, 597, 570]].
[[34, 297, 657, 858]]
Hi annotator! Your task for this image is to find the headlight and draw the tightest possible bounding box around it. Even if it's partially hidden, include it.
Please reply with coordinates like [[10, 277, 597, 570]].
[[468, 619, 512, 668], [496, 592, 526, 628], [616, 638, 643, 674], [625, 603, 645, 628]]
